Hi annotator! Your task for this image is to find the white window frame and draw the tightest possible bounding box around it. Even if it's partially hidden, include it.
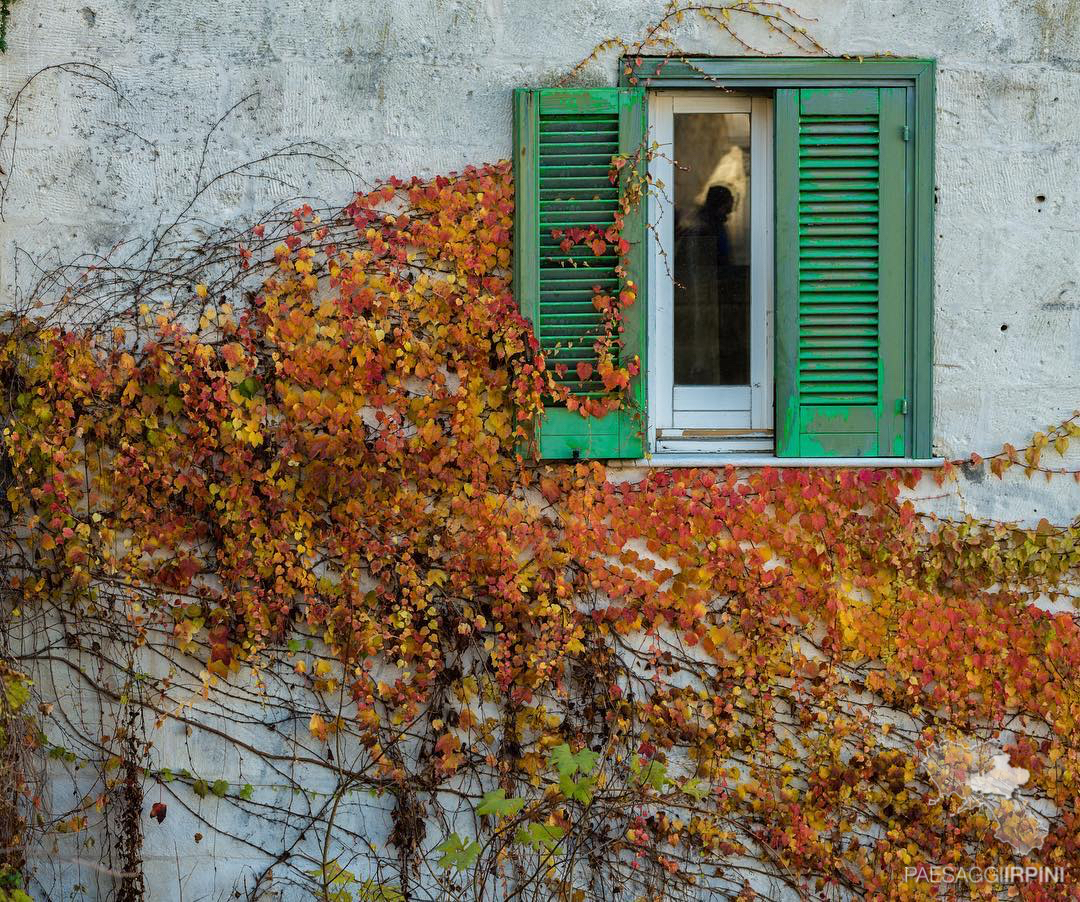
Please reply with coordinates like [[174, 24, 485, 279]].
[[647, 91, 774, 455]]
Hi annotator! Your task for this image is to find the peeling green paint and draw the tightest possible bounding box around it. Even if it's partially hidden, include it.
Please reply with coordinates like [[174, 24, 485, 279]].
[[513, 87, 646, 460], [776, 80, 924, 459]]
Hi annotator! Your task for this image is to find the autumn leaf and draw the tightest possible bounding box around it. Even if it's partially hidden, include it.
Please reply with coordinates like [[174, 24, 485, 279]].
[[5, 154, 1079, 899], [309, 713, 330, 741]]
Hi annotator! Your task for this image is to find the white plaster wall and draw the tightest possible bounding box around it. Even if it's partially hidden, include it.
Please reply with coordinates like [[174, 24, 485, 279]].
[[1, 0, 1079, 468], [1, 1, 1080, 897]]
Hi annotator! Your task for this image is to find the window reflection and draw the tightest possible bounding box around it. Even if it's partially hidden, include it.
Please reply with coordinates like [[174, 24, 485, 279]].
[[673, 112, 751, 386]]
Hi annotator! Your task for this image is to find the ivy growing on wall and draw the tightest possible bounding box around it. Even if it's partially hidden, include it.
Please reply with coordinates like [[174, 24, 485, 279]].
[[0, 156, 1078, 900]]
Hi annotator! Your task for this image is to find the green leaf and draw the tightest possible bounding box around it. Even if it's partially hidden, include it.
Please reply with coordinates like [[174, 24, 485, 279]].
[[573, 747, 599, 775], [237, 376, 260, 399], [549, 743, 576, 777], [557, 772, 596, 804], [192, 779, 208, 799], [557, 772, 577, 798], [211, 779, 229, 798], [549, 743, 600, 779], [681, 778, 710, 800], [354, 879, 404, 902], [307, 860, 393, 902], [634, 759, 668, 791], [239, 783, 254, 800], [2, 677, 29, 711], [475, 789, 524, 818], [513, 822, 566, 850], [434, 833, 481, 871]]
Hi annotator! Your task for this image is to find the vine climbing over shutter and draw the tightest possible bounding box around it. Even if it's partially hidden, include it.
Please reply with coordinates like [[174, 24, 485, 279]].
[[513, 87, 647, 460]]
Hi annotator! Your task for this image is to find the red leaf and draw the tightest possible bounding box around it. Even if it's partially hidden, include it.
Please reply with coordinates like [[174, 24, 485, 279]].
[[150, 802, 167, 824], [576, 361, 594, 382]]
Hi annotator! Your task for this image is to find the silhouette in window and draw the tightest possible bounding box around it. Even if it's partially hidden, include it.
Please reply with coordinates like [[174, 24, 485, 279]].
[[674, 183, 750, 385]]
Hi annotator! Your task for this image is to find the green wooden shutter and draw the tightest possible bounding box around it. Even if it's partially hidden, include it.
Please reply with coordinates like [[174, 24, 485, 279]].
[[513, 87, 647, 460], [775, 87, 910, 458]]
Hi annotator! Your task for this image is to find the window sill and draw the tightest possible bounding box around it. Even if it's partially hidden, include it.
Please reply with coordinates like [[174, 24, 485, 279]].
[[611, 454, 945, 469]]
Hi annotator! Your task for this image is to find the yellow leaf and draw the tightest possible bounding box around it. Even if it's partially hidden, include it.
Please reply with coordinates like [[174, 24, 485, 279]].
[[309, 713, 329, 741]]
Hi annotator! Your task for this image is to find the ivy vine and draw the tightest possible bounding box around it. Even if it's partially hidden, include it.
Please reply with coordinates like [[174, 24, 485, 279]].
[[0, 3, 1078, 900]]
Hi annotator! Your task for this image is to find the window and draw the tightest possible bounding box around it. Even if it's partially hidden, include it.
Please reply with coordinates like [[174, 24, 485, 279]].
[[513, 58, 935, 462], [650, 93, 774, 453]]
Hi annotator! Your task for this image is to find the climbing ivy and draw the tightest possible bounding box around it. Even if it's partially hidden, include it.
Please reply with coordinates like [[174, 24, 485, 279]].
[[0, 158, 1078, 899], [0, 3, 1078, 898]]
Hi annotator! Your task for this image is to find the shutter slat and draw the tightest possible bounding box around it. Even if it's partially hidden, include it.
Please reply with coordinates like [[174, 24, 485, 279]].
[[539, 200, 618, 210], [799, 159, 880, 170], [800, 237, 878, 247]]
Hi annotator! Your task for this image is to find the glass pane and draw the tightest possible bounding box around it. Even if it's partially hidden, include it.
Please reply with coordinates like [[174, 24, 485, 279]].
[[673, 111, 751, 386]]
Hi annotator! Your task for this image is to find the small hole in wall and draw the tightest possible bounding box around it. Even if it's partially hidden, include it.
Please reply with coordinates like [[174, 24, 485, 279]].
[[1000, 324, 1009, 332]]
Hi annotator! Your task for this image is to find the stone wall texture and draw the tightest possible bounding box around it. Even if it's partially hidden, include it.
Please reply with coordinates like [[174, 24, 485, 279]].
[[0, 0, 1079, 897]]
